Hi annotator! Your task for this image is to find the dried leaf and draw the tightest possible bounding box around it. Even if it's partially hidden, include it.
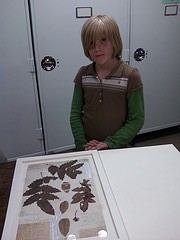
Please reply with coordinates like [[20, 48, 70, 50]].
[[66, 163, 83, 179], [41, 193, 59, 201], [83, 187, 91, 193], [28, 179, 43, 188], [72, 187, 84, 192], [48, 165, 59, 175], [87, 198, 96, 203], [23, 186, 41, 196], [65, 170, 78, 179], [59, 218, 70, 237], [81, 179, 90, 186], [71, 193, 83, 204], [60, 201, 69, 214], [23, 192, 59, 211], [42, 176, 58, 183], [23, 193, 42, 206], [80, 199, 89, 212], [71, 162, 84, 170], [23, 185, 60, 197], [85, 192, 95, 198], [74, 170, 82, 175], [57, 168, 65, 180], [28, 176, 57, 188], [37, 199, 55, 215], [60, 160, 78, 169], [48, 160, 84, 181], [71, 179, 96, 212], [41, 185, 60, 193]]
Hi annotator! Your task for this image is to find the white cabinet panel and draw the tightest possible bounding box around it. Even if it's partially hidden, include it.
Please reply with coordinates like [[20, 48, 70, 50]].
[[130, 0, 180, 132], [30, 0, 130, 152], [0, 0, 44, 160]]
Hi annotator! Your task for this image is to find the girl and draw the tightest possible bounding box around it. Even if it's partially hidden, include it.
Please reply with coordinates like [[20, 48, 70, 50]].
[[70, 15, 144, 150]]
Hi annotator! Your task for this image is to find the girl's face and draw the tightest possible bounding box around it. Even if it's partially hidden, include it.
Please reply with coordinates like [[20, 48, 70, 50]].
[[88, 37, 114, 66]]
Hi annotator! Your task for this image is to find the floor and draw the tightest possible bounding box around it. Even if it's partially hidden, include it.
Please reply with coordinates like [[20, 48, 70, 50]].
[[132, 126, 180, 151], [0, 161, 16, 237]]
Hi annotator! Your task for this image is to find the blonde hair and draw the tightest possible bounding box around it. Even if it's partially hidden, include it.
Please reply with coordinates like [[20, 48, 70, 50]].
[[81, 15, 123, 60]]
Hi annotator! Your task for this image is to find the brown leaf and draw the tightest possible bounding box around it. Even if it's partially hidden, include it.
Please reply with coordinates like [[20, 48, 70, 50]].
[[42, 176, 58, 183], [23, 193, 59, 208], [37, 199, 55, 215], [41, 185, 60, 193], [80, 199, 89, 212], [41, 193, 59, 201], [48, 160, 84, 181], [23, 186, 42, 196], [72, 186, 84, 192], [23, 193, 42, 206], [48, 165, 58, 175], [23, 184, 60, 197], [70, 162, 84, 170], [59, 218, 70, 237], [57, 168, 66, 180], [28, 179, 43, 188], [85, 192, 95, 198], [81, 179, 90, 186], [66, 163, 83, 179], [88, 198, 96, 203], [60, 160, 78, 169], [60, 201, 69, 214], [28, 176, 57, 188], [71, 193, 83, 204]]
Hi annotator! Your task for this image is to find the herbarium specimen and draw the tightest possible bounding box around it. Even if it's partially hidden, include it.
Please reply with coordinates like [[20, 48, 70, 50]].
[[23, 176, 60, 215], [22, 160, 97, 238], [48, 159, 84, 180], [71, 179, 96, 212]]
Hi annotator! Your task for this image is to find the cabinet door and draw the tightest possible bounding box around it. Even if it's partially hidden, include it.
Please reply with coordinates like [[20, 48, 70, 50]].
[[0, 0, 44, 160], [130, 0, 180, 132], [30, 0, 130, 153]]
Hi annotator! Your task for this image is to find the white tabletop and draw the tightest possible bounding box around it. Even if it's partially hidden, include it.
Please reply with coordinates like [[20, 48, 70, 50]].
[[99, 144, 180, 240]]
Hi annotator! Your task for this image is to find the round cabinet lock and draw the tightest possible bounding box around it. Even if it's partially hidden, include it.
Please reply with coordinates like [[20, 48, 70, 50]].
[[134, 48, 145, 62], [41, 56, 56, 71]]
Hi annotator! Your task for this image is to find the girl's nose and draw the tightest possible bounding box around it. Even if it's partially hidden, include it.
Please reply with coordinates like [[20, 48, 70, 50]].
[[94, 41, 102, 50]]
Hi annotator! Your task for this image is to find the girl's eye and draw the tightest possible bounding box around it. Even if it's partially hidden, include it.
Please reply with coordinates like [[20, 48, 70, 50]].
[[101, 38, 106, 42]]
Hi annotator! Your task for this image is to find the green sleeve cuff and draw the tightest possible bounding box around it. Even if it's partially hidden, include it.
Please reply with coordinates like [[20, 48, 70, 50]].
[[70, 85, 87, 149]]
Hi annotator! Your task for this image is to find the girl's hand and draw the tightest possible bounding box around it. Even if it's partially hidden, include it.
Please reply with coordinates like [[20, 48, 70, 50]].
[[84, 140, 108, 150]]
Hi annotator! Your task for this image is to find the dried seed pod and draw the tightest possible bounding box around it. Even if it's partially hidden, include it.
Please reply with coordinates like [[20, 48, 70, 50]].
[[60, 201, 69, 214], [73, 210, 79, 222], [61, 182, 70, 193], [59, 218, 70, 237]]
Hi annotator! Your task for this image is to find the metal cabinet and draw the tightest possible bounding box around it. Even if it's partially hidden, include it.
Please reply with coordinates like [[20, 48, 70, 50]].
[[130, 0, 180, 132], [0, 0, 44, 160], [29, 0, 131, 153]]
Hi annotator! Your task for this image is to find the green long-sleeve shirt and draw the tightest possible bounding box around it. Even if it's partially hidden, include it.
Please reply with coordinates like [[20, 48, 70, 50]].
[[70, 61, 144, 150]]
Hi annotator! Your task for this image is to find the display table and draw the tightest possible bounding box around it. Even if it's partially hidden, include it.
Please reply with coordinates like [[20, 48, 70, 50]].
[[99, 144, 180, 240], [2, 144, 180, 240]]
